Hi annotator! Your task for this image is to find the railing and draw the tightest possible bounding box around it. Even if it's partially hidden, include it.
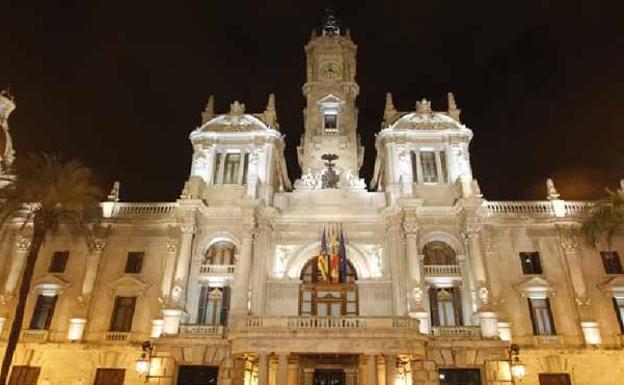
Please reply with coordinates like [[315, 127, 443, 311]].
[[534, 335, 563, 346], [179, 325, 224, 336], [109, 202, 178, 217], [241, 316, 420, 331], [105, 331, 131, 342], [424, 264, 461, 276], [430, 326, 481, 338], [199, 264, 236, 276], [21, 329, 49, 342], [486, 200, 593, 217]]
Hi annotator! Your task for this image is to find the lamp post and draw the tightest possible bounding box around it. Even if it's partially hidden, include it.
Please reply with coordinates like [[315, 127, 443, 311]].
[[135, 341, 154, 382], [509, 344, 526, 383]]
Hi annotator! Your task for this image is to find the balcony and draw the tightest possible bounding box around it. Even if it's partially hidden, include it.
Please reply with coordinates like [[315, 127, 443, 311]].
[[424, 264, 461, 277], [430, 326, 481, 339], [229, 316, 427, 356], [21, 329, 49, 343], [104, 331, 131, 342]]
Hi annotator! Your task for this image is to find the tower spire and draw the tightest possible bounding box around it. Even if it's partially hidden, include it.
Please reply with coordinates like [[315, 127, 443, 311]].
[[201, 95, 215, 124], [321, 8, 341, 36]]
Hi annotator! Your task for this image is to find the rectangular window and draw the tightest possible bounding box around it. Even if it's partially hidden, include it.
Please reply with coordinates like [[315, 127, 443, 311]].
[[601, 251, 624, 274], [124, 252, 144, 274], [177, 366, 219, 385], [30, 295, 57, 330], [439, 150, 447, 183], [323, 113, 338, 133], [94, 369, 125, 385], [8, 366, 40, 385], [520, 252, 543, 274], [429, 287, 463, 327], [538, 373, 572, 385], [529, 298, 556, 336], [212, 153, 222, 185], [223, 153, 241, 184], [48, 251, 69, 273], [109, 296, 136, 332], [410, 151, 419, 182], [613, 298, 624, 334], [420, 151, 438, 183]]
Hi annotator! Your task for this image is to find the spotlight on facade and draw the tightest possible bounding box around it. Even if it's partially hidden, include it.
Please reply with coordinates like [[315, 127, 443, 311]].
[[509, 344, 526, 382], [135, 341, 154, 378]]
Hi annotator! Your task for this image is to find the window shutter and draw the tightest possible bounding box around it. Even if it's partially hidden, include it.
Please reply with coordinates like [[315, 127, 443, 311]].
[[220, 287, 231, 326], [545, 298, 557, 335], [452, 287, 463, 326], [198, 286, 209, 324], [528, 299, 539, 335], [429, 287, 439, 327]]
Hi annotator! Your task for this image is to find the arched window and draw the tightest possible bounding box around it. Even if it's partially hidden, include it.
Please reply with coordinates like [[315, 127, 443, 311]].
[[204, 241, 237, 265], [299, 257, 358, 316], [423, 241, 457, 265]]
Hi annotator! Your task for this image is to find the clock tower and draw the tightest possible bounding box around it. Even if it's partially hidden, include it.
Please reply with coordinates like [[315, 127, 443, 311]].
[[295, 12, 365, 190]]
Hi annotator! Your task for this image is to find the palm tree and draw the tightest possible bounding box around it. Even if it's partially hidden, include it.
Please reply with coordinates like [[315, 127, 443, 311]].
[[0, 154, 103, 385], [582, 188, 624, 249]]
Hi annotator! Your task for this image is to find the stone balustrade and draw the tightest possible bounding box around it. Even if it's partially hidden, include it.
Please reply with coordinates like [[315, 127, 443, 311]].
[[21, 329, 49, 342], [199, 264, 236, 276], [179, 324, 224, 336], [239, 316, 420, 331], [430, 326, 481, 338], [486, 200, 593, 217], [423, 264, 461, 276], [104, 331, 131, 342], [107, 202, 178, 217]]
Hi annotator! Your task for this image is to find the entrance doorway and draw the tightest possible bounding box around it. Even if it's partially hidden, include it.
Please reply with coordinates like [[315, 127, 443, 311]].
[[177, 365, 219, 385], [439, 369, 481, 385], [313, 369, 345, 385]]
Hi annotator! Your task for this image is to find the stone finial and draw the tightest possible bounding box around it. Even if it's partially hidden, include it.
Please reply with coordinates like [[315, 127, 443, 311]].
[[264, 93, 278, 129], [0, 90, 15, 125], [107, 181, 120, 202], [471, 179, 483, 198], [201, 95, 215, 124], [382, 92, 397, 125], [546, 178, 560, 200], [179, 181, 191, 200], [447, 92, 461, 121], [229, 100, 245, 117], [415, 98, 432, 114]]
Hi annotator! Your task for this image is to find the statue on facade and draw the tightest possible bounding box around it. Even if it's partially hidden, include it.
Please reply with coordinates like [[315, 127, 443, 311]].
[[321, 153, 339, 189]]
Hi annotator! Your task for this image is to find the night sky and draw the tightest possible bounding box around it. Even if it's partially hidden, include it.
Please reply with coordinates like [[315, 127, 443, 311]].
[[2, 1, 623, 202]]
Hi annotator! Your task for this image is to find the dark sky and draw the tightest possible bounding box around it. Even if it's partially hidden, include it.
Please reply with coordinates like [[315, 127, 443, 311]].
[[2, 1, 623, 202]]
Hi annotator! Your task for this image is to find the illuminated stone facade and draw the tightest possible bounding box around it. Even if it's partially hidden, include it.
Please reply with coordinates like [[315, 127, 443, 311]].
[[1, 18, 624, 385]]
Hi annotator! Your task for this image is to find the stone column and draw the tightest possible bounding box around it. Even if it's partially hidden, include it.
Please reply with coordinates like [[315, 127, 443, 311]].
[[385, 354, 397, 385], [172, 224, 196, 301], [303, 368, 314, 385], [231, 358, 246, 385], [250, 219, 271, 315], [386, 214, 406, 316], [258, 354, 269, 385], [160, 238, 179, 303], [366, 355, 378, 385], [231, 231, 254, 318], [276, 353, 289, 385], [466, 232, 486, 286], [2, 237, 31, 300], [80, 237, 107, 301]]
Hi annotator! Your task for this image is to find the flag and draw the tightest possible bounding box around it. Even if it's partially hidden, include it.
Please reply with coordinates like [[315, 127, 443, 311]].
[[330, 231, 340, 283], [317, 228, 329, 282], [339, 228, 347, 283]]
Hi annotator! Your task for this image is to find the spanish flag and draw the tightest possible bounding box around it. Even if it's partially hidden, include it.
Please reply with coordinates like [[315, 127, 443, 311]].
[[317, 228, 329, 282]]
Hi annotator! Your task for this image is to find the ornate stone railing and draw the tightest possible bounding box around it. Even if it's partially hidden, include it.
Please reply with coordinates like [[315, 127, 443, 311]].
[[485, 200, 593, 217], [430, 326, 481, 338], [241, 316, 420, 331], [105, 331, 131, 342], [21, 329, 49, 342], [199, 264, 236, 276], [179, 325, 224, 336], [108, 202, 178, 217], [424, 264, 461, 276]]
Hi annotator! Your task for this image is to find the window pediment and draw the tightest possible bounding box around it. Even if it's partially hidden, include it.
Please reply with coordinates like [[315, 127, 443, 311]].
[[514, 276, 555, 298], [316, 94, 345, 107], [107, 275, 151, 297], [31, 273, 71, 296], [598, 276, 624, 298]]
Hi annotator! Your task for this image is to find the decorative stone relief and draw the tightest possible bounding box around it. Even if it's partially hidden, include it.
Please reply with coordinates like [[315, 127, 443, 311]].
[[274, 245, 297, 278], [359, 244, 383, 278]]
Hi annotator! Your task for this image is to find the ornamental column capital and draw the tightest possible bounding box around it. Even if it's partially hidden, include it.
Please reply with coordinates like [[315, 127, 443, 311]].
[[15, 237, 31, 253]]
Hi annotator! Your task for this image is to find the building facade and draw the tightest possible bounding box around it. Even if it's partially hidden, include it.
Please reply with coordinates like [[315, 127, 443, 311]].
[[0, 16, 623, 385]]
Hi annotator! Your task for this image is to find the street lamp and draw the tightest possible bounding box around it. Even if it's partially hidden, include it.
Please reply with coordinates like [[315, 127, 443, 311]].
[[135, 341, 154, 380], [509, 344, 526, 383]]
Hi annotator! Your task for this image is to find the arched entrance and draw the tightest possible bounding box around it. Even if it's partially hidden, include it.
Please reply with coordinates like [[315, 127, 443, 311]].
[[299, 258, 358, 316]]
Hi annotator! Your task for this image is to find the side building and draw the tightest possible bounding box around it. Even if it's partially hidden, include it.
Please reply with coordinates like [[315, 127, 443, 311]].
[[0, 17, 623, 385]]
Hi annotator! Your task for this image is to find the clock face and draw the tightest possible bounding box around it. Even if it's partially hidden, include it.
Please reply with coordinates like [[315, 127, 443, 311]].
[[319, 62, 342, 80]]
